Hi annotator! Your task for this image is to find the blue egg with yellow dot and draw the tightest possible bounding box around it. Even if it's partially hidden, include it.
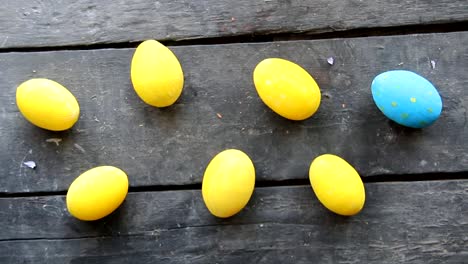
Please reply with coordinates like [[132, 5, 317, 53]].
[[371, 70, 442, 128]]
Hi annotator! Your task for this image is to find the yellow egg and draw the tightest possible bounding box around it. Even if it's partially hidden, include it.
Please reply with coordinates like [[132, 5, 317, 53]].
[[309, 154, 365, 216], [202, 149, 255, 218], [130, 40, 184, 107], [16, 78, 80, 131], [253, 58, 321, 120], [66, 166, 129, 221]]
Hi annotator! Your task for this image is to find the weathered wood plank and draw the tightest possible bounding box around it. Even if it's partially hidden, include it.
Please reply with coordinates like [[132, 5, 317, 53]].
[[1, 32, 467, 193], [0, 0, 467, 49], [0, 181, 467, 263]]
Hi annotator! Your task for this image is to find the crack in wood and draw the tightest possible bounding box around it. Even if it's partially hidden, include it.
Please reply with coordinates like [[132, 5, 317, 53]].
[[0, 173, 466, 198], [0, 21, 467, 53]]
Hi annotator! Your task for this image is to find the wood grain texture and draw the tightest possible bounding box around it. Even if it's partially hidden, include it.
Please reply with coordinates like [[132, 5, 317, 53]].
[[0, 180, 467, 263], [0, 0, 467, 49], [1, 32, 467, 193]]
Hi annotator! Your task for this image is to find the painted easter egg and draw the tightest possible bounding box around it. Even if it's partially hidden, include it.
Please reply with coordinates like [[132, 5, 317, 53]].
[[202, 149, 255, 218], [309, 154, 365, 216], [66, 166, 129, 221], [253, 58, 321, 120], [131, 40, 184, 107], [16, 78, 80, 131], [371, 70, 442, 128]]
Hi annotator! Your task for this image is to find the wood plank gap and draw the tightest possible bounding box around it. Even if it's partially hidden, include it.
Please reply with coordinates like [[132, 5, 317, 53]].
[[0, 235, 116, 243], [364, 171, 468, 183], [0, 21, 467, 53], [1, 173, 466, 198], [256, 172, 468, 187], [0, 223, 344, 243], [0, 222, 264, 242], [0, 190, 67, 198]]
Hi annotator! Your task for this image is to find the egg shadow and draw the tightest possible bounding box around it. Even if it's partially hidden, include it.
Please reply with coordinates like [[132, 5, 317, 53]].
[[387, 120, 425, 136], [263, 108, 308, 129], [258, 101, 328, 134], [139, 101, 186, 127], [17, 120, 79, 150], [321, 209, 354, 225], [125, 78, 189, 127], [65, 199, 130, 238]]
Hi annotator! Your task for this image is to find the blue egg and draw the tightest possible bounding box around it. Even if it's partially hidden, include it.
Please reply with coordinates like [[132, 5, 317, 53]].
[[371, 70, 442, 128]]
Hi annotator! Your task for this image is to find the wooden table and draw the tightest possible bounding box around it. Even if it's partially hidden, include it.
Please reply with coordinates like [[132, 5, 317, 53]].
[[1, 1, 467, 263]]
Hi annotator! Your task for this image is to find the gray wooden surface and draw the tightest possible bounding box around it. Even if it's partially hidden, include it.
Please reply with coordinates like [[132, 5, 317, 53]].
[[1, 1, 467, 263], [0, 0, 467, 49], [1, 32, 467, 193], [1, 180, 467, 263]]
